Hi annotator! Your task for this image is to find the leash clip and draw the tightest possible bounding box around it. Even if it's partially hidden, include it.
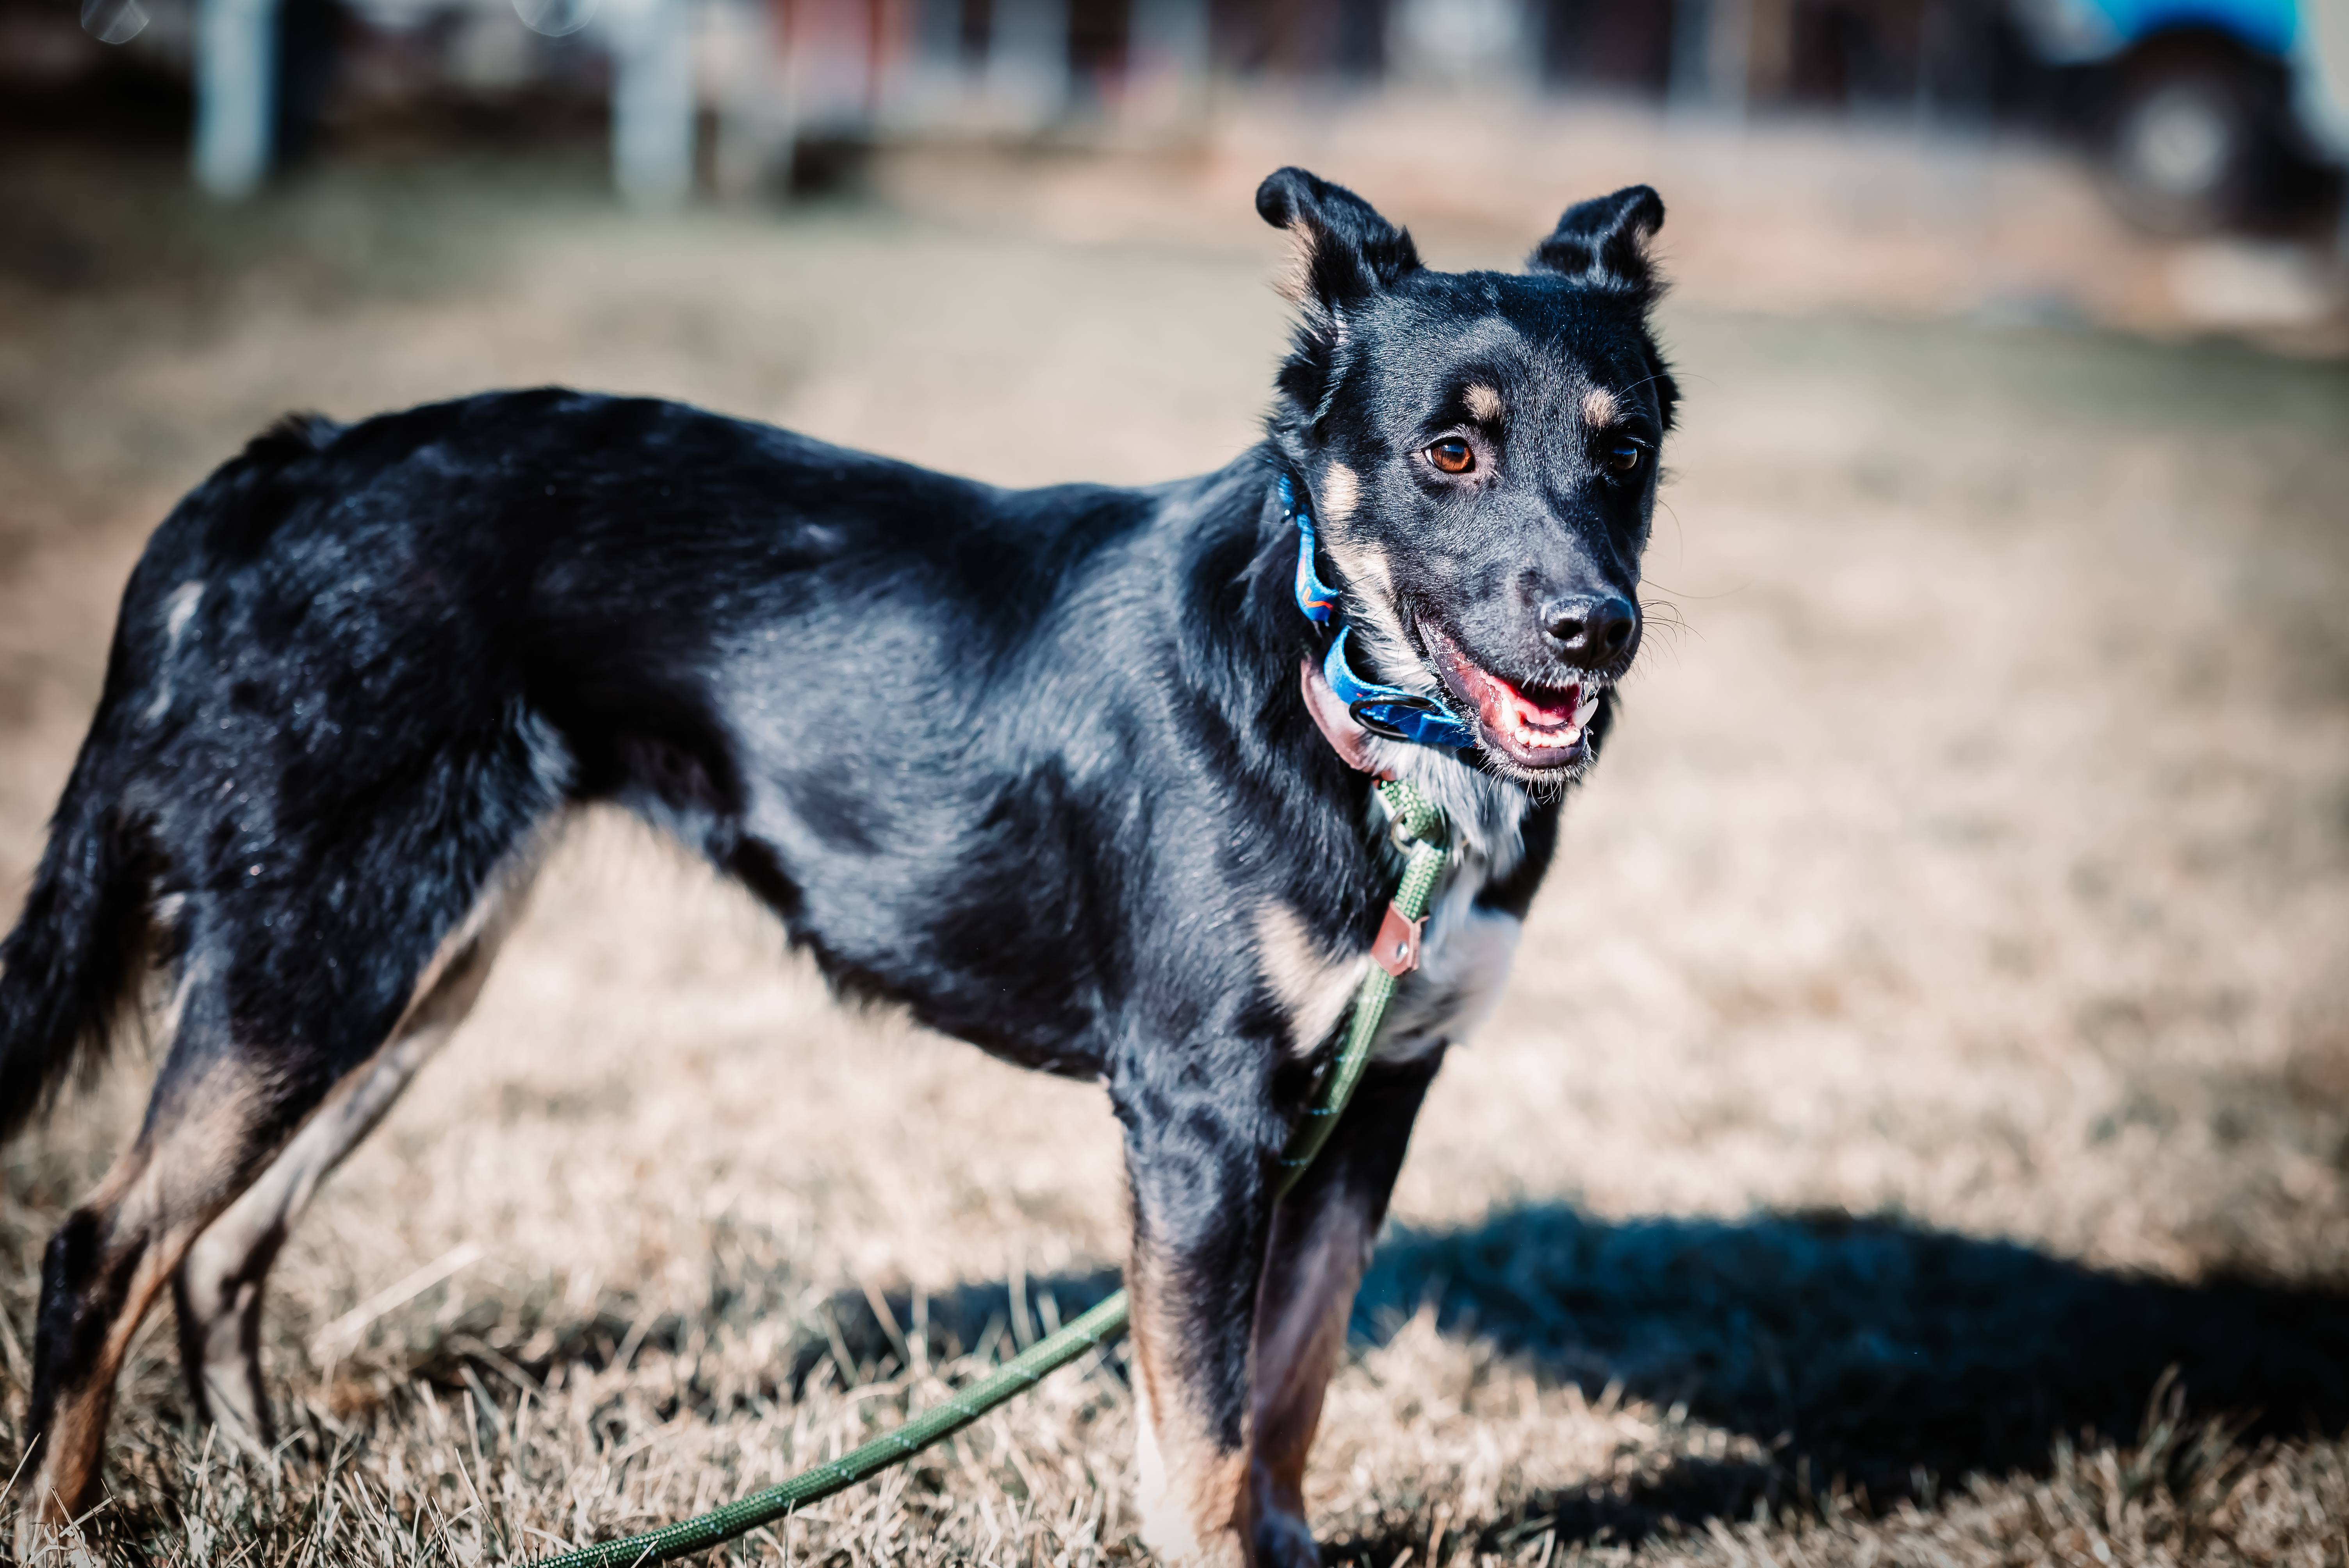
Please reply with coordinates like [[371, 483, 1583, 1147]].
[[1377, 777, 1447, 849]]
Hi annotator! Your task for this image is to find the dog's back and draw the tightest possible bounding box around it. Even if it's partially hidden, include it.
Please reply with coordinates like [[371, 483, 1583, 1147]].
[[0, 386, 1199, 1128]]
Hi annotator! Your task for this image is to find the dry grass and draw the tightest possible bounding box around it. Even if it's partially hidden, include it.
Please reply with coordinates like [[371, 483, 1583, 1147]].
[[1, 126, 2347, 1565]]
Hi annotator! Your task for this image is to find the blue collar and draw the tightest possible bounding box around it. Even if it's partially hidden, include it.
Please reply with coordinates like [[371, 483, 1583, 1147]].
[[1281, 474, 1478, 753]]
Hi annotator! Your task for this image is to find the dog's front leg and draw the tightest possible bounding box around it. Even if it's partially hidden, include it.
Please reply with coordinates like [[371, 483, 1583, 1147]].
[[1120, 1075, 1280, 1567], [1247, 1054, 1443, 1568]]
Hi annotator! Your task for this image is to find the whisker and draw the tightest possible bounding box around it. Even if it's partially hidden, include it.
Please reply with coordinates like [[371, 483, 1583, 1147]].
[[1641, 575, 1747, 602]]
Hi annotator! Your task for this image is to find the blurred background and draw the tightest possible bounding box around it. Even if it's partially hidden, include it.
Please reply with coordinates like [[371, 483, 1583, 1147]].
[[9, 0, 2349, 330], [4, 1, 2349, 1564]]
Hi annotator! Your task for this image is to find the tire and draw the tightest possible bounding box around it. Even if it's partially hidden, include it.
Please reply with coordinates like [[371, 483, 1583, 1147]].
[[2099, 41, 2278, 235]]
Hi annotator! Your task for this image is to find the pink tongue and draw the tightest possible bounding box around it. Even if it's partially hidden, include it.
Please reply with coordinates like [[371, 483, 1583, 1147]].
[[1485, 676, 1580, 734]]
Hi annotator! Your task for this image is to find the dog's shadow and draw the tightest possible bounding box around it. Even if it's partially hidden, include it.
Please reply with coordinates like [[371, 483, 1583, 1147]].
[[786, 1205, 2348, 1553], [1341, 1205, 2349, 1551]]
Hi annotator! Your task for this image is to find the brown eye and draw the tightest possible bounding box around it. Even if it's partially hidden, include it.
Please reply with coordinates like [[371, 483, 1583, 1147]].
[[1428, 438, 1475, 475], [1603, 440, 1642, 475]]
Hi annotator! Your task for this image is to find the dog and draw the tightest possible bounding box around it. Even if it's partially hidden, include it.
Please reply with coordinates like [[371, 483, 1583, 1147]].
[[0, 167, 1675, 1563]]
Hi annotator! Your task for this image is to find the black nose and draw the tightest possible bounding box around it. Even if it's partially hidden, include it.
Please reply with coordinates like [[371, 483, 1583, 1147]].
[[1540, 594, 1638, 667]]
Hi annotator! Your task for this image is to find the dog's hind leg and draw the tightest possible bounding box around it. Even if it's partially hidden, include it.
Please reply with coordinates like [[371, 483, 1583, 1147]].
[[16, 1019, 340, 1547], [1244, 1055, 1441, 1568], [15, 820, 556, 1552], [170, 850, 542, 1451]]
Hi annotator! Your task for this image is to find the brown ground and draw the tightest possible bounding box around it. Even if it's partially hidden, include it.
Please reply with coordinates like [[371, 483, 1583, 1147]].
[[1, 116, 2348, 1565]]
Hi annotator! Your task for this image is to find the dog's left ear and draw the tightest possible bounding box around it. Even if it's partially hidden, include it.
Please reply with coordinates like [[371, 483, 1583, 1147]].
[[1528, 185, 1665, 298], [1256, 167, 1422, 314]]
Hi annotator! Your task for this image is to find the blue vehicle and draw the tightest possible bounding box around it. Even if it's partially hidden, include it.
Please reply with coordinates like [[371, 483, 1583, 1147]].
[[2010, 0, 2349, 229]]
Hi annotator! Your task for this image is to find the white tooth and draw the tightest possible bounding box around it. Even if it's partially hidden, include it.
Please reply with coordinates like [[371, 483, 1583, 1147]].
[[1572, 691, 1600, 727]]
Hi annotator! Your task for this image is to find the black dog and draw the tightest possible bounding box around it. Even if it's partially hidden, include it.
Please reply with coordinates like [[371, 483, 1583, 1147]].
[[0, 168, 1674, 1563]]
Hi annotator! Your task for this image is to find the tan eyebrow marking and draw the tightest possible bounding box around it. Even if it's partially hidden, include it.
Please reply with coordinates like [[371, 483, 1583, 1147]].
[[1463, 384, 1504, 423], [1582, 387, 1620, 427]]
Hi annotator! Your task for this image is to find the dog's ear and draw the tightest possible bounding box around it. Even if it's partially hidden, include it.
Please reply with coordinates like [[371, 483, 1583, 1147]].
[[1258, 169, 1420, 427], [1528, 185, 1665, 297], [1256, 167, 1422, 312]]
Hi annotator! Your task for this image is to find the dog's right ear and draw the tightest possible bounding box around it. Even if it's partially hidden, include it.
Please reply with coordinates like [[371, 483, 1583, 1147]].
[[1256, 167, 1422, 315], [1527, 185, 1665, 299]]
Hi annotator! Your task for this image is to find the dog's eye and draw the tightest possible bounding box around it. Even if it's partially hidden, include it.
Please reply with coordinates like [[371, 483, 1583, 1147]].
[[1602, 440, 1642, 475], [1428, 439, 1475, 475]]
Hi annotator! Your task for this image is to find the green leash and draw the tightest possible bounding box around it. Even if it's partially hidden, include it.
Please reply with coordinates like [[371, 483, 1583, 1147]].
[[533, 779, 1449, 1567]]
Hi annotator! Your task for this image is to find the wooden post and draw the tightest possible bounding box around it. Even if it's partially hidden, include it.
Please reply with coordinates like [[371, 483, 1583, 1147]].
[[985, 0, 1067, 127], [609, 0, 696, 207], [1125, 0, 1207, 131], [713, 0, 795, 199], [193, 0, 281, 198], [1670, 0, 1748, 118]]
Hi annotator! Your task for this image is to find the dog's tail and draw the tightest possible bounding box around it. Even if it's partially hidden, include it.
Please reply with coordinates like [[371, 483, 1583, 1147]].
[[0, 731, 154, 1142]]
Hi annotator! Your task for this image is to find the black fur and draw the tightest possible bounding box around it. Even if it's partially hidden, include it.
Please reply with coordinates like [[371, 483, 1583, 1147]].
[[0, 169, 1676, 1559]]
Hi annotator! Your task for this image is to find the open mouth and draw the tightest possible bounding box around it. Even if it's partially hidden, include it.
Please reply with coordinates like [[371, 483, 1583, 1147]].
[[1424, 626, 1604, 771]]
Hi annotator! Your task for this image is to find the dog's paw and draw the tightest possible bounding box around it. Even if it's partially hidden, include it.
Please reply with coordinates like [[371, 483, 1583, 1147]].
[[1251, 1505, 1322, 1568], [12, 1484, 84, 1564], [1137, 1511, 1249, 1568], [1136, 1488, 1250, 1568], [1133, 1390, 1251, 1565]]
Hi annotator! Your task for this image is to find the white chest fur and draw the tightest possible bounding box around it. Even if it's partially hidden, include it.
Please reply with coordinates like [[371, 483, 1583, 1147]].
[[1371, 861, 1522, 1061], [1369, 745, 1533, 1061], [1256, 741, 1537, 1062], [1251, 747, 1534, 1063]]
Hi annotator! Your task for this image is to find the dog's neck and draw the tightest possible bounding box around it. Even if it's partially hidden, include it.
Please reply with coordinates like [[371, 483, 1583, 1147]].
[[1361, 726, 1532, 880]]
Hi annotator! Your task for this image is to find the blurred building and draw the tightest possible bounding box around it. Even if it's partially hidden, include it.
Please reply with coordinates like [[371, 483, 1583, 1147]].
[[4, 0, 2343, 229]]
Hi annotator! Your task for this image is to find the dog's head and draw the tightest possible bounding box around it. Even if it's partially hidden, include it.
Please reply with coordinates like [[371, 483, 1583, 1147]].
[[1259, 167, 1675, 786]]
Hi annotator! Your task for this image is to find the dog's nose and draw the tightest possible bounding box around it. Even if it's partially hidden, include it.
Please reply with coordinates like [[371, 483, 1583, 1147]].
[[1540, 594, 1638, 667]]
